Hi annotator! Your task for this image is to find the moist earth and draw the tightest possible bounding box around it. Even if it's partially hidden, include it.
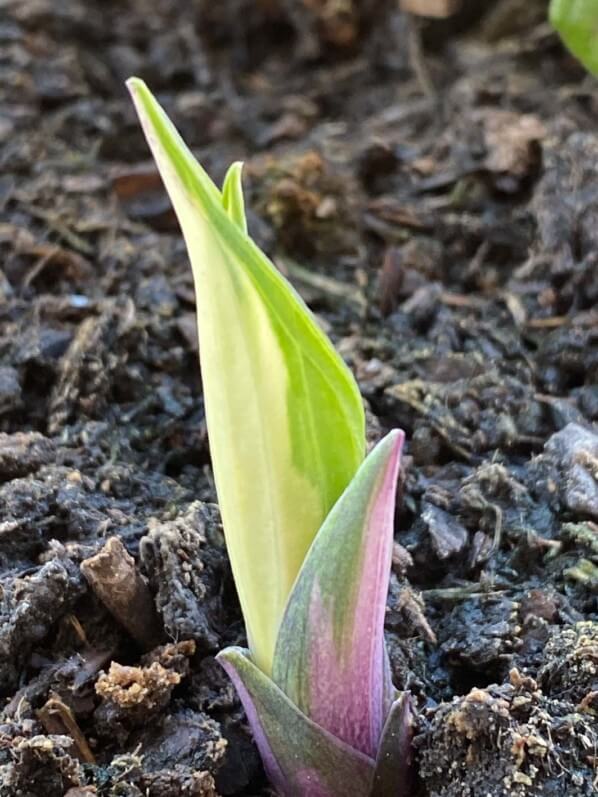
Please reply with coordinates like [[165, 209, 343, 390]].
[[0, 1, 596, 795]]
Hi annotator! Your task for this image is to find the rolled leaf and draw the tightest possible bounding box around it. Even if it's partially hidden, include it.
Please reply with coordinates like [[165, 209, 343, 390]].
[[127, 78, 365, 674], [273, 430, 404, 758], [218, 646, 375, 797], [550, 0, 598, 74]]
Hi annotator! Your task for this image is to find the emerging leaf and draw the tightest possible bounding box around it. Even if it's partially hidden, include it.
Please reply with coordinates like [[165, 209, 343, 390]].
[[127, 79, 365, 674], [218, 647, 375, 797], [273, 430, 404, 759], [550, 0, 598, 75]]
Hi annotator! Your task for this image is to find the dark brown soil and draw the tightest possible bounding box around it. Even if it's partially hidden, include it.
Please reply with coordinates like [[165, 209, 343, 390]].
[[0, 1, 596, 795]]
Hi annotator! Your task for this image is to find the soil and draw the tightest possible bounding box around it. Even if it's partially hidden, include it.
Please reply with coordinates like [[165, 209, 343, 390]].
[[0, 1, 596, 795]]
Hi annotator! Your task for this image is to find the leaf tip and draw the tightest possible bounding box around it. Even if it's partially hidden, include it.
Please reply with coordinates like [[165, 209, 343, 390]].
[[222, 161, 248, 233], [380, 428, 405, 483], [386, 427, 405, 451], [215, 645, 244, 670], [125, 76, 145, 99], [226, 160, 245, 178]]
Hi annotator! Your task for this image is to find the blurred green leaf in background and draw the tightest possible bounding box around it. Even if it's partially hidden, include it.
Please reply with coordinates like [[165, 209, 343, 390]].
[[550, 0, 598, 75]]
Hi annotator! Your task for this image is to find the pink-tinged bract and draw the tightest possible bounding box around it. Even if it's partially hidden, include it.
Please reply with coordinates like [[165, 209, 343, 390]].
[[218, 647, 374, 797], [218, 431, 413, 796], [272, 430, 404, 758]]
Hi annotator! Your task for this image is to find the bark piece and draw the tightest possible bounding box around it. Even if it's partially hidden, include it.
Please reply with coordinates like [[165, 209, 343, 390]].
[[81, 537, 161, 650], [38, 694, 96, 763]]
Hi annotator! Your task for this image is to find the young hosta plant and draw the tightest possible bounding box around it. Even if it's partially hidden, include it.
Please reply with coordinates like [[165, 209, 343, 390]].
[[128, 78, 413, 796]]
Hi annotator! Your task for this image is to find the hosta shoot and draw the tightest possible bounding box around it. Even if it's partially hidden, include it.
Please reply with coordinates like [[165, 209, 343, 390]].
[[128, 79, 412, 796]]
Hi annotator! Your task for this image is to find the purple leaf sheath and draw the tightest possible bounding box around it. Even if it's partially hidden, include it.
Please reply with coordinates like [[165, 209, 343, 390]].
[[218, 431, 414, 796]]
